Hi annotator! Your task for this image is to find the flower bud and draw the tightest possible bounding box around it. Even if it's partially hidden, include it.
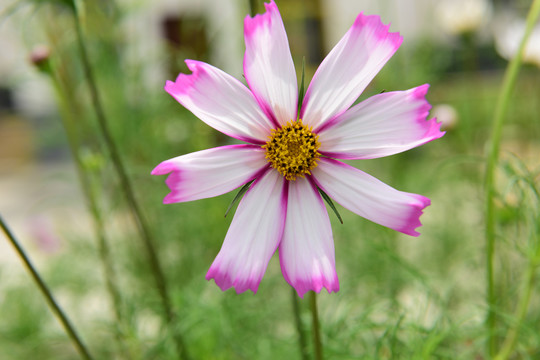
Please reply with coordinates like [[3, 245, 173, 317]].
[[29, 45, 52, 73]]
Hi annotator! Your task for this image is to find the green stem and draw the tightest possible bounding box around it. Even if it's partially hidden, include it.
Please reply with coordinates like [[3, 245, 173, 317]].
[[292, 288, 309, 360], [70, 5, 189, 359], [0, 215, 94, 360], [484, 0, 540, 357], [494, 262, 537, 360], [495, 181, 540, 360], [310, 292, 323, 360], [42, 55, 127, 353], [248, 0, 258, 16]]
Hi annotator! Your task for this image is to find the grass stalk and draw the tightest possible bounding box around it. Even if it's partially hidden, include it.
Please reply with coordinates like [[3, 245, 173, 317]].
[[484, 0, 540, 356], [0, 215, 94, 360], [70, 4, 190, 359], [310, 292, 323, 360], [35, 49, 128, 354], [494, 262, 537, 360], [495, 171, 540, 360]]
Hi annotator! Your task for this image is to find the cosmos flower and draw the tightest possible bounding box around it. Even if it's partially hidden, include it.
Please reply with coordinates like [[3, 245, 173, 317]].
[[152, 0, 444, 297]]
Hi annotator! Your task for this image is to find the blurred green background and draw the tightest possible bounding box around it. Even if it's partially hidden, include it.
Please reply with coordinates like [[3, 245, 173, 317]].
[[0, 0, 539, 359]]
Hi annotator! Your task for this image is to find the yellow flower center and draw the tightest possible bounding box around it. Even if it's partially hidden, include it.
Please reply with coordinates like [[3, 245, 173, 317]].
[[262, 120, 321, 181]]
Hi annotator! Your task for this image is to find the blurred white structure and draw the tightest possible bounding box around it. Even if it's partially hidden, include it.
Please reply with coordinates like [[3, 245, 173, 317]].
[[494, 14, 540, 67], [0, 2, 55, 118], [0, 0, 473, 88], [120, 0, 246, 82], [0, 0, 534, 121], [435, 0, 492, 35], [118, 0, 464, 86]]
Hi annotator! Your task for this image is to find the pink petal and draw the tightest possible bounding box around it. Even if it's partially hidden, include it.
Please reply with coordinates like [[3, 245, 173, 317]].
[[312, 159, 430, 236], [301, 13, 402, 131], [152, 145, 268, 203], [206, 169, 287, 293], [279, 177, 339, 298], [244, 0, 298, 126], [318, 85, 445, 159], [165, 60, 274, 144]]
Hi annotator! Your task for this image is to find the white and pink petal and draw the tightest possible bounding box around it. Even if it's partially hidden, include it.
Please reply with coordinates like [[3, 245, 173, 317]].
[[280, 177, 339, 298], [318, 85, 444, 159], [312, 159, 430, 236], [206, 169, 287, 293], [244, 0, 298, 126], [165, 60, 273, 144], [301, 13, 402, 130], [152, 145, 268, 203]]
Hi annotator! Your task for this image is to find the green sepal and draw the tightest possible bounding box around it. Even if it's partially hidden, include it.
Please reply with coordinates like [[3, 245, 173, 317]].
[[297, 56, 306, 120], [225, 180, 254, 218], [318, 188, 343, 224]]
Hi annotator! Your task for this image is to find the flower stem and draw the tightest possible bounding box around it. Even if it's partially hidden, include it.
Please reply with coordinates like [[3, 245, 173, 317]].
[[0, 215, 94, 360], [70, 5, 190, 359], [494, 260, 538, 360], [484, 0, 540, 356], [248, 0, 258, 16], [38, 50, 128, 354], [310, 292, 323, 360], [292, 288, 309, 360]]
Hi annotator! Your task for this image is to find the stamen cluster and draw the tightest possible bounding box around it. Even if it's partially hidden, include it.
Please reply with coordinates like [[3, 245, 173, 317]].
[[263, 120, 321, 181]]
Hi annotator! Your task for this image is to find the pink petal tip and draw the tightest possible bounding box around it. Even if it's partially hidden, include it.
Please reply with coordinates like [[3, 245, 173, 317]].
[[206, 264, 262, 294], [400, 194, 431, 237], [289, 274, 340, 298]]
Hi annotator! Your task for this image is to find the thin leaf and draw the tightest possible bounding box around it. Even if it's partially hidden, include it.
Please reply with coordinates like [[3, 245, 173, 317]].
[[225, 180, 254, 217], [297, 56, 306, 119], [318, 188, 343, 224]]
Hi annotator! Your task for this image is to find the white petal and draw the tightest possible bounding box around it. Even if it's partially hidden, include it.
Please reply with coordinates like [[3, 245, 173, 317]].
[[152, 145, 268, 203], [165, 60, 273, 143], [206, 170, 287, 293], [280, 177, 339, 298], [312, 159, 430, 236], [318, 85, 444, 159], [301, 13, 402, 130], [244, 0, 298, 126]]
